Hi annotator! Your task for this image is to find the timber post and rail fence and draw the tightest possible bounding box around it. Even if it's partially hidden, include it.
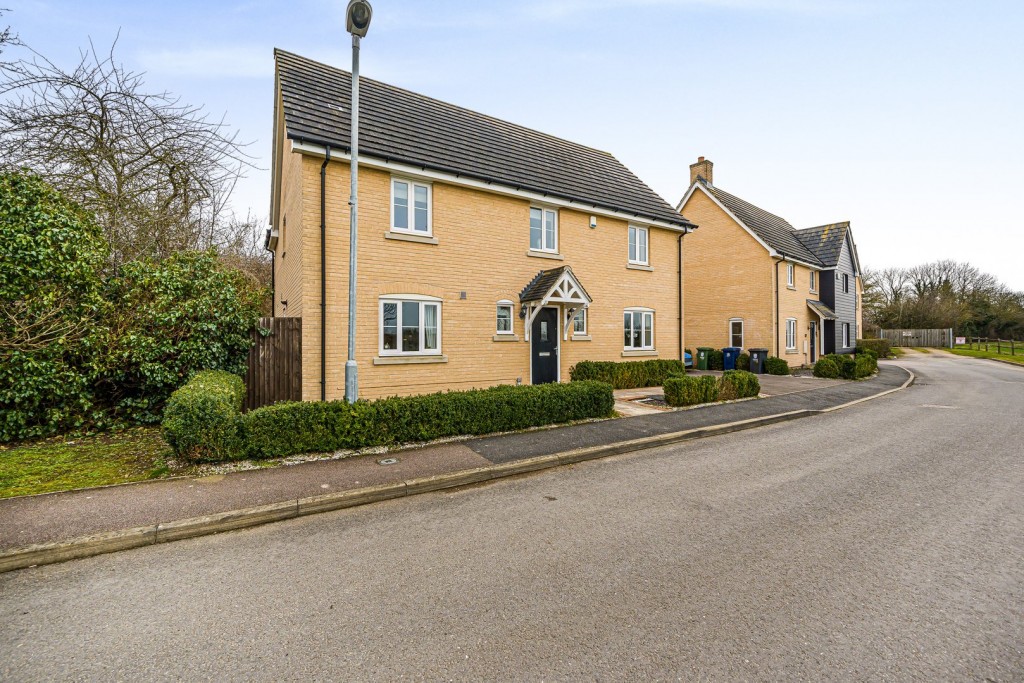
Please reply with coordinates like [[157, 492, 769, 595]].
[[965, 337, 1021, 356]]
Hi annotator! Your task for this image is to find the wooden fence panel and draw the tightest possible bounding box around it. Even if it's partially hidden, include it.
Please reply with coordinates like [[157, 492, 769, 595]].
[[244, 317, 302, 411], [879, 328, 953, 348]]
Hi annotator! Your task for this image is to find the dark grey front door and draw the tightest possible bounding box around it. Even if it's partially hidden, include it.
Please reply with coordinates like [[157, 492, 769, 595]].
[[531, 307, 559, 384]]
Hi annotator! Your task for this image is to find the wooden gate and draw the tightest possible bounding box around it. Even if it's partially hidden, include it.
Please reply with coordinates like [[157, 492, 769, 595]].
[[244, 317, 302, 411], [880, 328, 953, 348]]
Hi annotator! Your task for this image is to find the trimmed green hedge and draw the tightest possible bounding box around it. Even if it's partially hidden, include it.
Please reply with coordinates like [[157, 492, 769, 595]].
[[161, 370, 245, 462], [813, 357, 841, 379], [162, 378, 615, 462], [719, 370, 760, 400], [663, 375, 719, 406], [569, 359, 684, 389], [822, 353, 877, 380], [765, 356, 790, 375], [708, 349, 725, 371], [856, 338, 891, 358]]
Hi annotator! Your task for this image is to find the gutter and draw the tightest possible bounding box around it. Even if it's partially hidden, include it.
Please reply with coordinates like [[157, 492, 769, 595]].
[[320, 146, 331, 402]]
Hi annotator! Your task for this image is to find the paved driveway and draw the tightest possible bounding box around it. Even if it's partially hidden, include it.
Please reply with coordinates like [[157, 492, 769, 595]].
[[1, 353, 1021, 681]]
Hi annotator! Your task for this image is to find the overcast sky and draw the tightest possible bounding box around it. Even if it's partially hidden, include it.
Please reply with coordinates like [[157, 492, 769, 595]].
[[7, 0, 1024, 288]]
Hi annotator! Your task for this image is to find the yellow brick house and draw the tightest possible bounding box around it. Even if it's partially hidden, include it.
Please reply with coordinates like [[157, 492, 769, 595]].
[[267, 51, 695, 401], [677, 157, 862, 367]]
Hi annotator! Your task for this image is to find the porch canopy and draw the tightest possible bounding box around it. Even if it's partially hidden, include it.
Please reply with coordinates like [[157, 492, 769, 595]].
[[807, 299, 837, 321], [520, 266, 592, 341]]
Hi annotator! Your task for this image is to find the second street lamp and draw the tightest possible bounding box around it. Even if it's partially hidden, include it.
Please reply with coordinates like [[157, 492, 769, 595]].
[[344, 0, 372, 404]]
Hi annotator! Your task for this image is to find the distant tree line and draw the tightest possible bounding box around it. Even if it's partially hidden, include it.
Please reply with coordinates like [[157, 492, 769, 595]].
[[863, 260, 1024, 339]]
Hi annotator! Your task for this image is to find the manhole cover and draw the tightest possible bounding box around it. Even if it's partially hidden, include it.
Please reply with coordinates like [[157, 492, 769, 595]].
[[377, 457, 400, 466]]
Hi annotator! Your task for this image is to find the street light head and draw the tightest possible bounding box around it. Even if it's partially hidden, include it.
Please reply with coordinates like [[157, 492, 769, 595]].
[[346, 0, 373, 37]]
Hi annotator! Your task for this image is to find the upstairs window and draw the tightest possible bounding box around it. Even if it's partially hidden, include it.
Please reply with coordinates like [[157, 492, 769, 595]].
[[530, 207, 558, 252], [391, 179, 431, 234], [624, 309, 654, 350], [809, 270, 817, 292], [842, 273, 850, 294], [628, 226, 648, 265], [787, 263, 795, 287]]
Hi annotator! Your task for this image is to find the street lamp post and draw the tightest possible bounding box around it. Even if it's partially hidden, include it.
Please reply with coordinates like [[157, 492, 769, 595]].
[[344, 0, 372, 404]]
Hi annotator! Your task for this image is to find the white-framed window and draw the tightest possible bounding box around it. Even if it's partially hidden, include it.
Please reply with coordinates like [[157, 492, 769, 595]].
[[530, 206, 558, 252], [809, 270, 817, 292], [624, 309, 654, 350], [496, 301, 514, 335], [842, 273, 850, 294], [572, 308, 587, 335], [380, 296, 441, 356], [628, 225, 648, 265], [785, 318, 797, 350], [842, 322, 851, 348], [787, 263, 795, 287], [391, 178, 431, 234], [729, 319, 744, 348]]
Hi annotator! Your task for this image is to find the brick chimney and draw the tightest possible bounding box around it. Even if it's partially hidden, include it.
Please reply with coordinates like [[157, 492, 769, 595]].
[[689, 156, 713, 186]]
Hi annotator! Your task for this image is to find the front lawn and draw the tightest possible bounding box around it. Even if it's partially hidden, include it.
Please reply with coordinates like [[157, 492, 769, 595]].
[[0, 427, 173, 499], [949, 346, 1024, 366]]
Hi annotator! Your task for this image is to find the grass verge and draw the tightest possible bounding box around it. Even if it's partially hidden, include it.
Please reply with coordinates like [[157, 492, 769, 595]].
[[948, 346, 1024, 366], [0, 427, 173, 499]]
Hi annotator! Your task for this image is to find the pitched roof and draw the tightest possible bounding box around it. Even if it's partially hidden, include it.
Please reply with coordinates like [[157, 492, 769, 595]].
[[807, 299, 838, 320], [699, 181, 823, 266], [519, 266, 591, 303], [275, 50, 693, 229], [794, 222, 850, 267]]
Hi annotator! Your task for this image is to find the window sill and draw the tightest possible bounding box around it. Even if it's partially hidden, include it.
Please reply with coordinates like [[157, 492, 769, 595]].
[[526, 250, 564, 261], [385, 231, 438, 245], [622, 349, 657, 357], [784, 349, 799, 355], [373, 355, 448, 365], [492, 334, 519, 342], [787, 285, 796, 290], [571, 334, 592, 341], [626, 263, 653, 272]]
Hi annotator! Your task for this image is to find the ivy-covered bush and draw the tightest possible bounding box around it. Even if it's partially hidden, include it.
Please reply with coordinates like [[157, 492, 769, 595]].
[[765, 356, 791, 375], [663, 375, 719, 407], [569, 359, 684, 389], [708, 349, 725, 371], [856, 338, 891, 358], [0, 172, 110, 441], [813, 357, 841, 379], [735, 353, 751, 372], [98, 250, 264, 424], [718, 370, 760, 400], [161, 370, 245, 461]]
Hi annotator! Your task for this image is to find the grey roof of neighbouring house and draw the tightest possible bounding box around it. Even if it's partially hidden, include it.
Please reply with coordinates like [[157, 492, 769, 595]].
[[698, 181, 823, 266], [275, 50, 694, 229], [520, 266, 591, 304], [794, 222, 850, 267], [807, 299, 838, 320]]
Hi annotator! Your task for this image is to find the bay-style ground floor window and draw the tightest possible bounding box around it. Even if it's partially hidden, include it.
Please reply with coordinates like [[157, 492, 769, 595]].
[[624, 309, 654, 350], [380, 296, 441, 355]]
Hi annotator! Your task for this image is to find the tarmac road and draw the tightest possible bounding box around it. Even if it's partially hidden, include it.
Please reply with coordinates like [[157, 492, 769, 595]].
[[2, 352, 1022, 681]]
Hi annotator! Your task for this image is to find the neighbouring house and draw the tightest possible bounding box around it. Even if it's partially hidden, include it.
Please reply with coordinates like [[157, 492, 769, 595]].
[[676, 157, 862, 366], [267, 50, 695, 401]]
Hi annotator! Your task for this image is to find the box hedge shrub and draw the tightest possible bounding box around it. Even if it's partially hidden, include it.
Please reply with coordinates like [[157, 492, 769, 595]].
[[813, 357, 841, 379], [708, 349, 725, 371], [823, 353, 856, 379], [765, 356, 790, 375], [854, 353, 878, 379], [569, 359, 684, 389], [735, 353, 751, 372], [663, 375, 719, 407], [856, 338, 891, 358], [718, 370, 760, 400], [161, 370, 245, 462]]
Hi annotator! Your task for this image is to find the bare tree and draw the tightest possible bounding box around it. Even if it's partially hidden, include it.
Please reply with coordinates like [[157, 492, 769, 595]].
[[0, 37, 256, 265]]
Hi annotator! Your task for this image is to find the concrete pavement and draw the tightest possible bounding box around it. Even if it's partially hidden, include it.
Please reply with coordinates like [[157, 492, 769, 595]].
[[0, 352, 1019, 680]]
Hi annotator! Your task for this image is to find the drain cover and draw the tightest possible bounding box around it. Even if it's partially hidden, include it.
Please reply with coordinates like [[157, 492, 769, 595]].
[[377, 457, 400, 466]]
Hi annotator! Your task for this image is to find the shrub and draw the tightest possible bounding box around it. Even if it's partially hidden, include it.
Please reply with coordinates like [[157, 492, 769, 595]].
[[735, 353, 751, 372], [718, 370, 760, 400], [854, 353, 878, 379], [0, 171, 110, 442], [663, 375, 719, 407], [813, 357, 841, 379], [569, 359, 684, 389], [708, 349, 724, 371], [238, 380, 616, 461], [765, 356, 790, 375], [824, 353, 856, 379], [856, 338, 891, 358], [161, 371, 245, 462]]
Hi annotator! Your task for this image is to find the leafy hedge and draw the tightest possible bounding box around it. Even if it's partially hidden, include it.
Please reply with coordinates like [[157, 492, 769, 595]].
[[162, 378, 615, 462], [161, 371, 245, 461], [708, 349, 725, 371], [736, 353, 751, 372], [569, 359, 684, 389], [820, 353, 877, 380], [718, 370, 760, 400], [813, 357, 841, 378], [856, 338, 891, 358], [663, 375, 719, 406], [765, 356, 791, 375]]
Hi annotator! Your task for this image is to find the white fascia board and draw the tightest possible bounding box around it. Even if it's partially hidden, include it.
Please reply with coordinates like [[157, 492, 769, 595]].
[[291, 140, 693, 234]]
